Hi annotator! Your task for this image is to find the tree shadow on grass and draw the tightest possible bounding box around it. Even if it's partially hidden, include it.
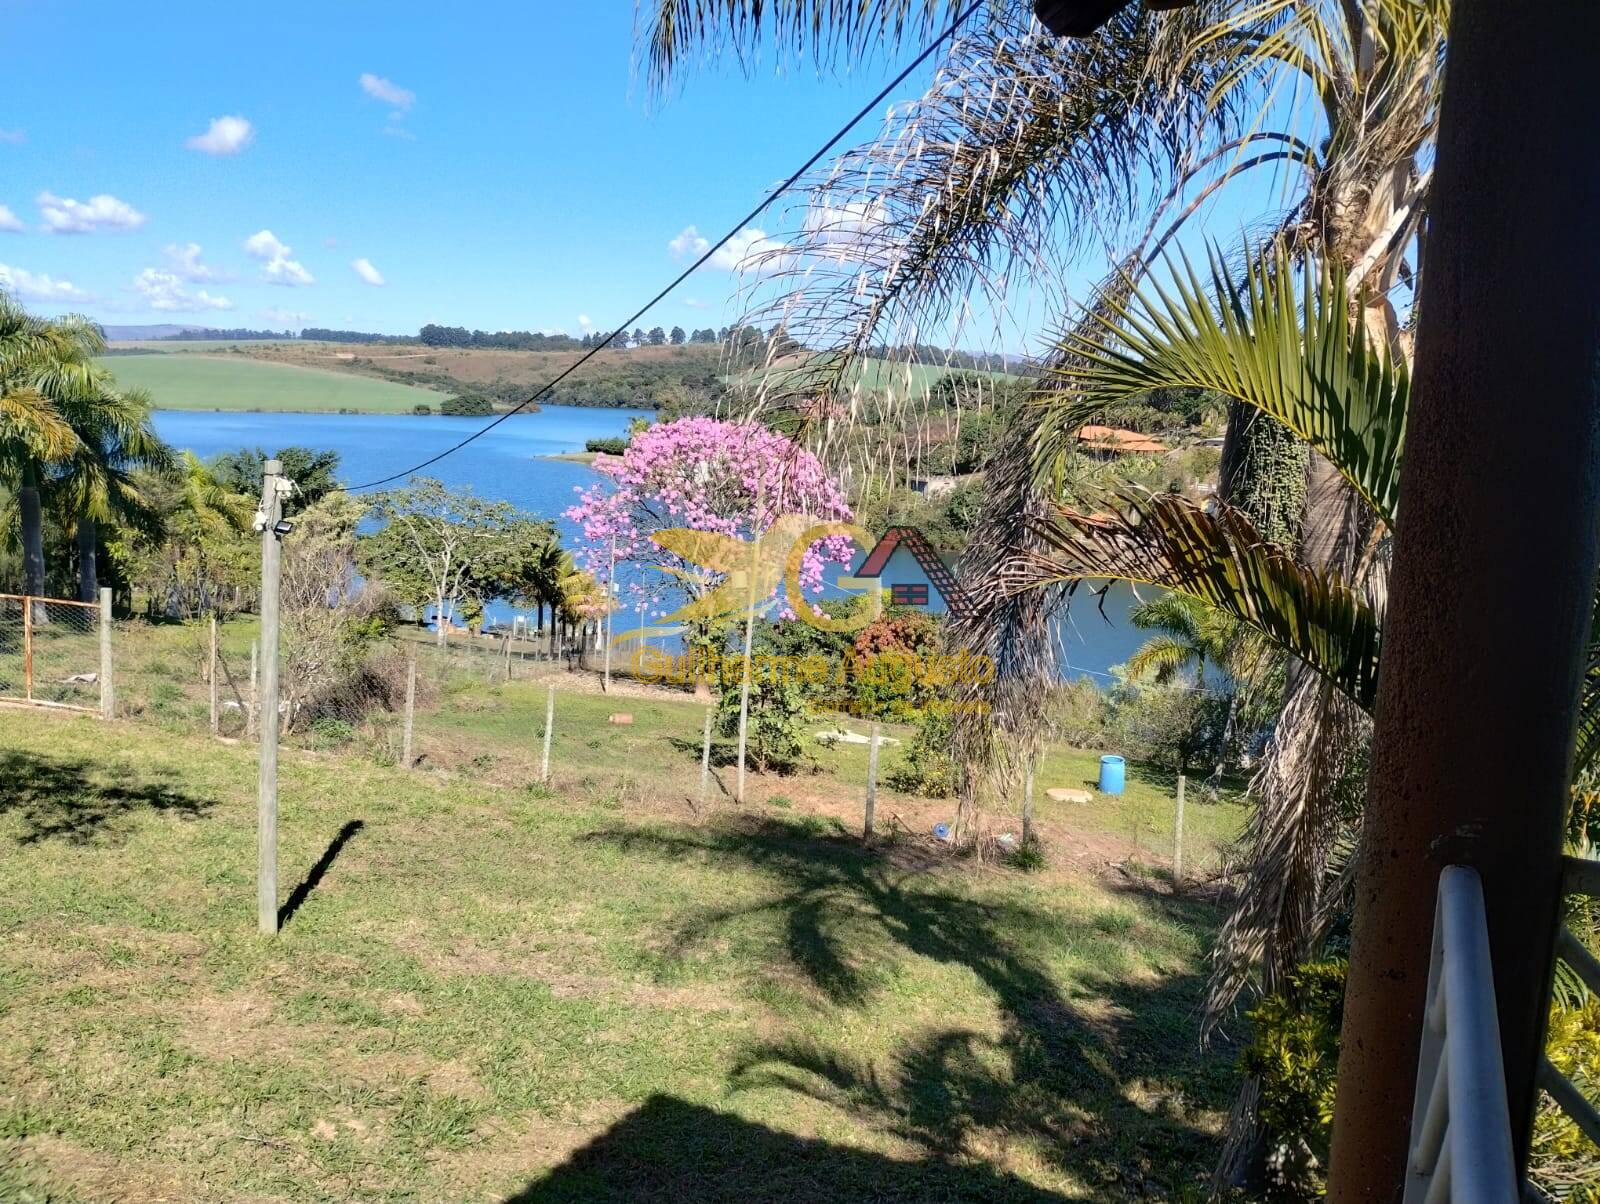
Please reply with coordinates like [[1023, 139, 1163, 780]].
[[580, 816, 1239, 1198], [0, 749, 216, 846], [507, 1092, 1074, 1203]]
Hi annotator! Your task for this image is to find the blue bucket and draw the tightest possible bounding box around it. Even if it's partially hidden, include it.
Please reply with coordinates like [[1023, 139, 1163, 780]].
[[1098, 755, 1126, 795]]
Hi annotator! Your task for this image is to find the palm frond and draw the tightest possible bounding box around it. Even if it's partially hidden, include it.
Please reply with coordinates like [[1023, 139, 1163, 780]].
[[1125, 634, 1194, 684], [1041, 244, 1409, 528], [0, 386, 80, 462], [1007, 491, 1381, 711], [637, 0, 981, 91]]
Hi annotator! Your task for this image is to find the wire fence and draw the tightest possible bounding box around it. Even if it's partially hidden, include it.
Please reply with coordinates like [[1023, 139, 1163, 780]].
[[0, 594, 105, 713], [109, 613, 601, 772]]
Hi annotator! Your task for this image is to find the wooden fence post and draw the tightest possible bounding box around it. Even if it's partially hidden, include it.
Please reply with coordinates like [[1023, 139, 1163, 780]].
[[209, 612, 219, 736], [1173, 773, 1186, 886], [247, 641, 258, 740], [98, 587, 113, 720], [699, 704, 713, 806], [1022, 765, 1035, 846], [22, 598, 32, 702], [541, 683, 555, 783], [403, 653, 416, 765], [864, 722, 881, 839]]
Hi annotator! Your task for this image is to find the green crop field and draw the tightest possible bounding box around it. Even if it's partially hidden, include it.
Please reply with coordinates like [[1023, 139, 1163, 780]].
[[107, 339, 315, 354], [103, 354, 446, 412]]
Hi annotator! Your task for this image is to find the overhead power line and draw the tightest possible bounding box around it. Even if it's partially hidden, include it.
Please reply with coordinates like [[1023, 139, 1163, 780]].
[[343, 0, 985, 493]]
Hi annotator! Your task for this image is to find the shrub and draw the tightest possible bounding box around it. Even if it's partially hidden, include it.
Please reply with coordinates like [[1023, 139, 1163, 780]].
[[309, 717, 356, 748], [1239, 958, 1346, 1200], [1105, 677, 1227, 773], [584, 436, 628, 455], [440, 394, 494, 416], [888, 706, 961, 798], [412, 403, 432, 415], [1047, 677, 1109, 747], [1529, 999, 1600, 1200], [716, 670, 808, 774]]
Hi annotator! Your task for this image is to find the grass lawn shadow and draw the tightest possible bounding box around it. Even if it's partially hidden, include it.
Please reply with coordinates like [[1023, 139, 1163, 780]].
[[0, 748, 216, 845], [507, 1093, 1074, 1202], [585, 815, 1236, 1195]]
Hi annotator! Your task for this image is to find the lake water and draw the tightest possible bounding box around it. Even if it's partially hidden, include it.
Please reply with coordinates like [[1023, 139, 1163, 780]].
[[152, 405, 649, 538], [151, 406, 1148, 678]]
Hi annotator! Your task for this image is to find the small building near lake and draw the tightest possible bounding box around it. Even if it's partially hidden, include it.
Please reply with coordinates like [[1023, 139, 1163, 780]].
[[853, 527, 972, 617]]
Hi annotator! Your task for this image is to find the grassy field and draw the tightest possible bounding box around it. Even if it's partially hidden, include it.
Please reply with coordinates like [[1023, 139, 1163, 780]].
[[0, 622, 1250, 1202], [102, 354, 447, 413], [107, 340, 315, 354]]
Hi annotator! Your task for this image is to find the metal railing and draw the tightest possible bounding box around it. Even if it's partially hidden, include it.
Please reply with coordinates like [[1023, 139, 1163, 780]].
[[1405, 866, 1520, 1203], [1406, 862, 1600, 1203]]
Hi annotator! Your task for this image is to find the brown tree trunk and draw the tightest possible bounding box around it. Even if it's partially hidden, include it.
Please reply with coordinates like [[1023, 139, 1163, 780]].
[[1327, 0, 1600, 1194], [77, 519, 98, 603]]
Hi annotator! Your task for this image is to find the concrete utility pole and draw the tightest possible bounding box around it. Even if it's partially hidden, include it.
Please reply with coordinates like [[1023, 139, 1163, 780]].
[[209, 612, 219, 736], [98, 587, 113, 720], [1327, 1, 1600, 1192], [256, 460, 290, 936]]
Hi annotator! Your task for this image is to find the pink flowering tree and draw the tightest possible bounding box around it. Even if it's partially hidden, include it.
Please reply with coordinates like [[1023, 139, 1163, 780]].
[[564, 417, 857, 629]]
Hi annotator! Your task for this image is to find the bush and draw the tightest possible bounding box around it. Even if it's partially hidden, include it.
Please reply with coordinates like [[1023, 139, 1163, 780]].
[[1530, 999, 1600, 1200], [1047, 678, 1109, 747], [584, 436, 628, 455], [412, 403, 432, 415], [716, 670, 809, 774], [1240, 958, 1346, 1200], [440, 394, 494, 416], [1105, 677, 1227, 773], [888, 706, 961, 798], [309, 717, 356, 748]]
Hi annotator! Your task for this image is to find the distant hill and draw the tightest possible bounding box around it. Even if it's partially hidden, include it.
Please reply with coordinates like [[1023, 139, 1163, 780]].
[[97, 323, 205, 341]]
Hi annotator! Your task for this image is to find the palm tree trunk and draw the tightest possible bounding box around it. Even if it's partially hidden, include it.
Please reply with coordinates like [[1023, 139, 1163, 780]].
[[19, 467, 45, 599], [77, 519, 98, 602]]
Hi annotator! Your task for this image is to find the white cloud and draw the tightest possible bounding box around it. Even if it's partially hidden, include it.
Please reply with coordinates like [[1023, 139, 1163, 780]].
[[802, 199, 889, 259], [360, 73, 415, 111], [350, 257, 385, 286], [0, 205, 22, 233], [259, 306, 309, 326], [0, 129, 24, 145], [186, 115, 254, 155], [0, 262, 91, 302], [668, 225, 710, 259], [163, 242, 231, 282], [131, 268, 233, 312], [243, 229, 314, 286], [711, 227, 788, 274], [37, 191, 146, 234], [380, 123, 416, 141], [682, 297, 711, 311], [577, 313, 594, 330], [669, 223, 789, 275]]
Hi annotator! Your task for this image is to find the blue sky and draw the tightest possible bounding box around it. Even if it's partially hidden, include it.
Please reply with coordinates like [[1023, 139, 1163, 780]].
[[0, 1, 942, 338]]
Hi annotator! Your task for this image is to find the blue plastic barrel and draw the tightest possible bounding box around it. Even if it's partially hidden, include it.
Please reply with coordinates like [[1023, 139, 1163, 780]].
[[1098, 755, 1126, 795]]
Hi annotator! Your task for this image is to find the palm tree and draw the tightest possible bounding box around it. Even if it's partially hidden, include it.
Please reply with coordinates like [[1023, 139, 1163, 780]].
[[152, 452, 254, 616], [639, 0, 1442, 1060], [1125, 592, 1236, 687], [50, 383, 172, 601], [0, 295, 94, 597]]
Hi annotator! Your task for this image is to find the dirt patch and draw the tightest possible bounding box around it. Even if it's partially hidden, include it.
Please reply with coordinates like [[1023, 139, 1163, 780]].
[[176, 991, 334, 1063], [12, 1134, 197, 1203]]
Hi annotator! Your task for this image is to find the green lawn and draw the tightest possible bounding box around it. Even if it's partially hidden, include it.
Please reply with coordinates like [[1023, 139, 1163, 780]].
[[102, 354, 445, 413], [0, 680, 1247, 1201]]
